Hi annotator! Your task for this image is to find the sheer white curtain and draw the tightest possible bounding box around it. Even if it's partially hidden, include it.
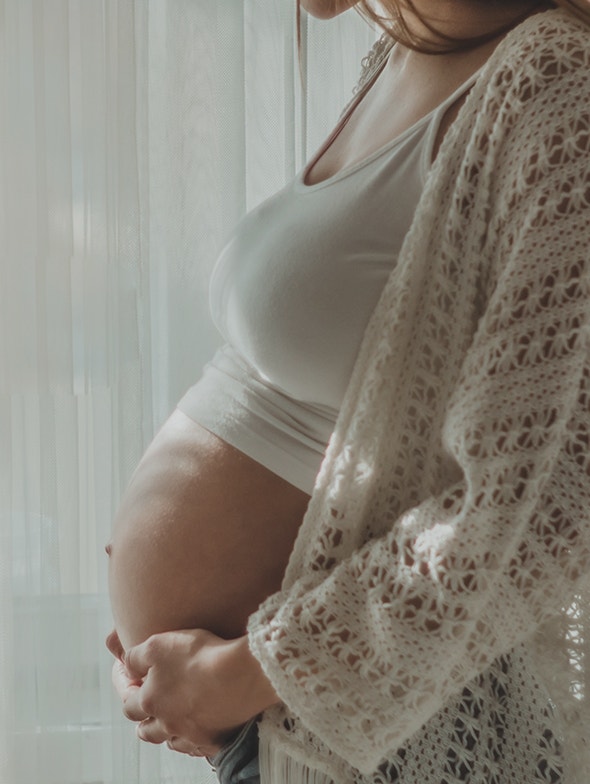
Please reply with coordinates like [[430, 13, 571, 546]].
[[0, 2, 375, 782]]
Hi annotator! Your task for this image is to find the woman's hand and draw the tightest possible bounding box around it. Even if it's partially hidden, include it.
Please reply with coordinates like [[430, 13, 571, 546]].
[[106, 627, 280, 757]]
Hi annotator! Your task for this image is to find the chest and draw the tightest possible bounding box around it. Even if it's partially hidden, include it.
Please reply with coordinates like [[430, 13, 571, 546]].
[[305, 79, 437, 186], [304, 49, 487, 187]]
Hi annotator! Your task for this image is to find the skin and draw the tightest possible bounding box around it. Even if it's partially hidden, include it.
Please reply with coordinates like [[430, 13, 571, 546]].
[[108, 411, 310, 650], [107, 628, 279, 757], [108, 0, 545, 759], [106, 410, 308, 754]]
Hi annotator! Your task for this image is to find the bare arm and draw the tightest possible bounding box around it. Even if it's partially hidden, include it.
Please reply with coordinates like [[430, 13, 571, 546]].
[[300, 0, 360, 20]]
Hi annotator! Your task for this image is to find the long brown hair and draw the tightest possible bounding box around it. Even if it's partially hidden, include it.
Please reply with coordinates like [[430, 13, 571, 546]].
[[296, 0, 589, 54], [553, 0, 590, 22]]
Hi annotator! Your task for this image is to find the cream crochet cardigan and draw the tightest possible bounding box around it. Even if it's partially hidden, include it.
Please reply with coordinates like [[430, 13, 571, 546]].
[[248, 9, 590, 784]]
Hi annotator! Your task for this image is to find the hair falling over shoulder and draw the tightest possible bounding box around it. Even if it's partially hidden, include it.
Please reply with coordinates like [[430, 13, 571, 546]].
[[553, 0, 590, 22], [296, 0, 590, 54]]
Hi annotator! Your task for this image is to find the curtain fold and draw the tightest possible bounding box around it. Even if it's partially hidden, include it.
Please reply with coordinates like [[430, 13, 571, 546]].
[[0, 2, 373, 782]]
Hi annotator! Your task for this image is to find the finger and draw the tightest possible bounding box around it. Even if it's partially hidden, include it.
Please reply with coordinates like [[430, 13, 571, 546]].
[[166, 736, 217, 758], [111, 660, 150, 722], [136, 717, 170, 745], [124, 637, 155, 681], [106, 629, 125, 662], [111, 659, 131, 701], [123, 687, 149, 722], [136, 716, 221, 757], [111, 657, 143, 692]]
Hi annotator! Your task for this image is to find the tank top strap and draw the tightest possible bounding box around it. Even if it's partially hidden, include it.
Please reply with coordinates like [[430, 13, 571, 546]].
[[418, 65, 484, 168], [431, 67, 483, 122]]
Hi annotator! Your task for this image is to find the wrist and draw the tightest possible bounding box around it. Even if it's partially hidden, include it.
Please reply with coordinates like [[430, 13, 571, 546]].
[[237, 634, 281, 714]]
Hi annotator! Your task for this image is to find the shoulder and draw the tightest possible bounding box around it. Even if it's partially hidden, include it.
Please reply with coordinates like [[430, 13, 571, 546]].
[[443, 9, 590, 176], [483, 9, 590, 98], [417, 11, 590, 279]]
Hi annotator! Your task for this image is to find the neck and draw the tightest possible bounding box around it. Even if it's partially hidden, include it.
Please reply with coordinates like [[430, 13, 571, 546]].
[[392, 0, 548, 51]]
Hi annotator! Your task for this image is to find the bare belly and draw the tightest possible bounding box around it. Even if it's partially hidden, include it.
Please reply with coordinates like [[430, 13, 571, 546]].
[[108, 409, 311, 651]]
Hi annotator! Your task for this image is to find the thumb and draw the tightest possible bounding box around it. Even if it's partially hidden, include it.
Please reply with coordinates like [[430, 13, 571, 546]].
[[124, 637, 154, 681], [105, 629, 125, 662]]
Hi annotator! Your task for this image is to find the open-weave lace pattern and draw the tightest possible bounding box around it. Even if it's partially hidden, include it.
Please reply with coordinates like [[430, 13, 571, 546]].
[[248, 9, 590, 784]]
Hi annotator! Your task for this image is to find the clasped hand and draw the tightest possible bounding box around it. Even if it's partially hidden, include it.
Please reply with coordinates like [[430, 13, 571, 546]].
[[106, 627, 280, 758]]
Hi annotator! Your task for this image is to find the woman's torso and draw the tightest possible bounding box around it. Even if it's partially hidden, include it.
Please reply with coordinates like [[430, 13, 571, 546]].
[[107, 38, 494, 653]]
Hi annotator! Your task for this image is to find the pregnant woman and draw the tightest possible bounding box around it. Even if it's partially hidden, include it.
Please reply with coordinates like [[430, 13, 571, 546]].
[[108, 1, 590, 783]]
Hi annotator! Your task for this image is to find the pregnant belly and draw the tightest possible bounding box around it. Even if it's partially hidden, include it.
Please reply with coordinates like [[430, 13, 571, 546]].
[[108, 409, 311, 651]]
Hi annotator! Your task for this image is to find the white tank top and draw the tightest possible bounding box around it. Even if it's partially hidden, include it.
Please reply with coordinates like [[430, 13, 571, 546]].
[[177, 62, 481, 494]]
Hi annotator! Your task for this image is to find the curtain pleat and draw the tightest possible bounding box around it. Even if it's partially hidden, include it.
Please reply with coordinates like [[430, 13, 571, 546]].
[[0, 1, 372, 782]]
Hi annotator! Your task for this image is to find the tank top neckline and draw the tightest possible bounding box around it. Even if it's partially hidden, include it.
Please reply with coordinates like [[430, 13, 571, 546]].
[[296, 46, 484, 193]]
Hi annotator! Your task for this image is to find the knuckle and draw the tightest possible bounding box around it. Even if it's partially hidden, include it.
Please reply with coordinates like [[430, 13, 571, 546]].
[[143, 634, 161, 660], [122, 703, 136, 721], [121, 692, 139, 717], [139, 692, 156, 717], [136, 724, 154, 743], [165, 719, 182, 737]]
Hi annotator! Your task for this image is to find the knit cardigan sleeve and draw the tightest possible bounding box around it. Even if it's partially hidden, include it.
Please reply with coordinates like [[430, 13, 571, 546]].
[[248, 13, 590, 775]]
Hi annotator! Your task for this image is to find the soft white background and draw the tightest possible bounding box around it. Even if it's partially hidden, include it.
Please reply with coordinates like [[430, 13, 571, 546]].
[[0, 1, 376, 782]]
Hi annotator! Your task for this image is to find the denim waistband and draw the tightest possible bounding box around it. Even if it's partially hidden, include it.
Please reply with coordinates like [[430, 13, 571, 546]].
[[208, 719, 260, 784]]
